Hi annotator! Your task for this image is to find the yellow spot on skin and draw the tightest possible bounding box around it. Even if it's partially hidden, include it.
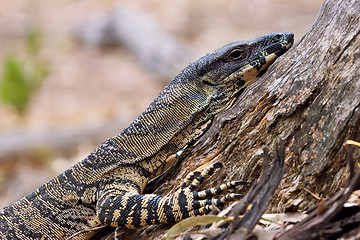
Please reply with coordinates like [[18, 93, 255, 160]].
[[260, 54, 278, 71], [157, 198, 168, 223], [112, 209, 121, 221], [140, 208, 148, 227], [223, 53, 279, 88], [88, 216, 102, 227], [125, 216, 135, 229]]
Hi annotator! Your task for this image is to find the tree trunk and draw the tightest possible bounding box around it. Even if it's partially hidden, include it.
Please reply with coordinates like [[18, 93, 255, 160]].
[[162, 0, 359, 210], [109, 0, 360, 238]]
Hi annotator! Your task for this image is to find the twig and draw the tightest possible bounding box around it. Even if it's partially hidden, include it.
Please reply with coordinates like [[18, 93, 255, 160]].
[[212, 139, 286, 239]]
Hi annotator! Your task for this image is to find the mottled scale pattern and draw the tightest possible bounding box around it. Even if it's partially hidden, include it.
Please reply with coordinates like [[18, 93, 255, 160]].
[[0, 32, 293, 239]]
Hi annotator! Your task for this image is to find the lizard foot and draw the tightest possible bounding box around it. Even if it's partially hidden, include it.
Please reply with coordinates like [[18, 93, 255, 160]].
[[96, 162, 246, 227], [169, 162, 247, 221]]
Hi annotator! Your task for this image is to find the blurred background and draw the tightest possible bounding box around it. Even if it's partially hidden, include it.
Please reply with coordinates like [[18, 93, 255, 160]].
[[0, 0, 324, 208]]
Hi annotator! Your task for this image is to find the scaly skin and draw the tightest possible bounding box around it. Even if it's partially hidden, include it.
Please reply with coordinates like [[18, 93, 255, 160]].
[[0, 32, 293, 239]]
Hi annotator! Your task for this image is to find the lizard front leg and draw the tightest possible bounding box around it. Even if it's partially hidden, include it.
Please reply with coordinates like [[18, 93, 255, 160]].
[[96, 162, 246, 228]]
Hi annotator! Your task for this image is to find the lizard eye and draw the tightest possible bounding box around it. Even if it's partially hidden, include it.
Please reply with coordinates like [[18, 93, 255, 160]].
[[228, 49, 244, 60]]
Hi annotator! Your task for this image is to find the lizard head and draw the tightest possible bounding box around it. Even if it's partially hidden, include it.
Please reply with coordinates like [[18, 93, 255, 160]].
[[111, 32, 294, 169], [194, 32, 294, 112]]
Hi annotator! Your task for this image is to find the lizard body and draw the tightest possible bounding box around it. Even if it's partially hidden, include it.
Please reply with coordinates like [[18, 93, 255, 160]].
[[0, 32, 293, 239]]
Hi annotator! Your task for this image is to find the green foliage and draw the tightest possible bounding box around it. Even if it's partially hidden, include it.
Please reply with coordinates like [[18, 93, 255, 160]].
[[166, 215, 228, 240], [26, 27, 42, 55], [0, 27, 49, 115], [0, 56, 48, 115]]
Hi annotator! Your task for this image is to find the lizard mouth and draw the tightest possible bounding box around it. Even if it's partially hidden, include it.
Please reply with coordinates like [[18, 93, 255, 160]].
[[221, 52, 279, 88]]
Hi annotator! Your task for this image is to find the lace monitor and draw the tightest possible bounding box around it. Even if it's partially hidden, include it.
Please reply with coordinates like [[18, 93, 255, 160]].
[[0, 32, 294, 239]]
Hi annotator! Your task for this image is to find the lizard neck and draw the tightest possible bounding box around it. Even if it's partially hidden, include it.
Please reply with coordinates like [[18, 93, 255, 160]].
[[93, 65, 214, 167]]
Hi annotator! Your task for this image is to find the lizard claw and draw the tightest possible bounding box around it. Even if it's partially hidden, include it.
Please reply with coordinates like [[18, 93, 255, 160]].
[[169, 161, 245, 222]]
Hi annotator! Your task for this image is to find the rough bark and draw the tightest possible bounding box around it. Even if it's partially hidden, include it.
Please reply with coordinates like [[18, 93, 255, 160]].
[[158, 0, 359, 209], [110, 0, 360, 238]]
